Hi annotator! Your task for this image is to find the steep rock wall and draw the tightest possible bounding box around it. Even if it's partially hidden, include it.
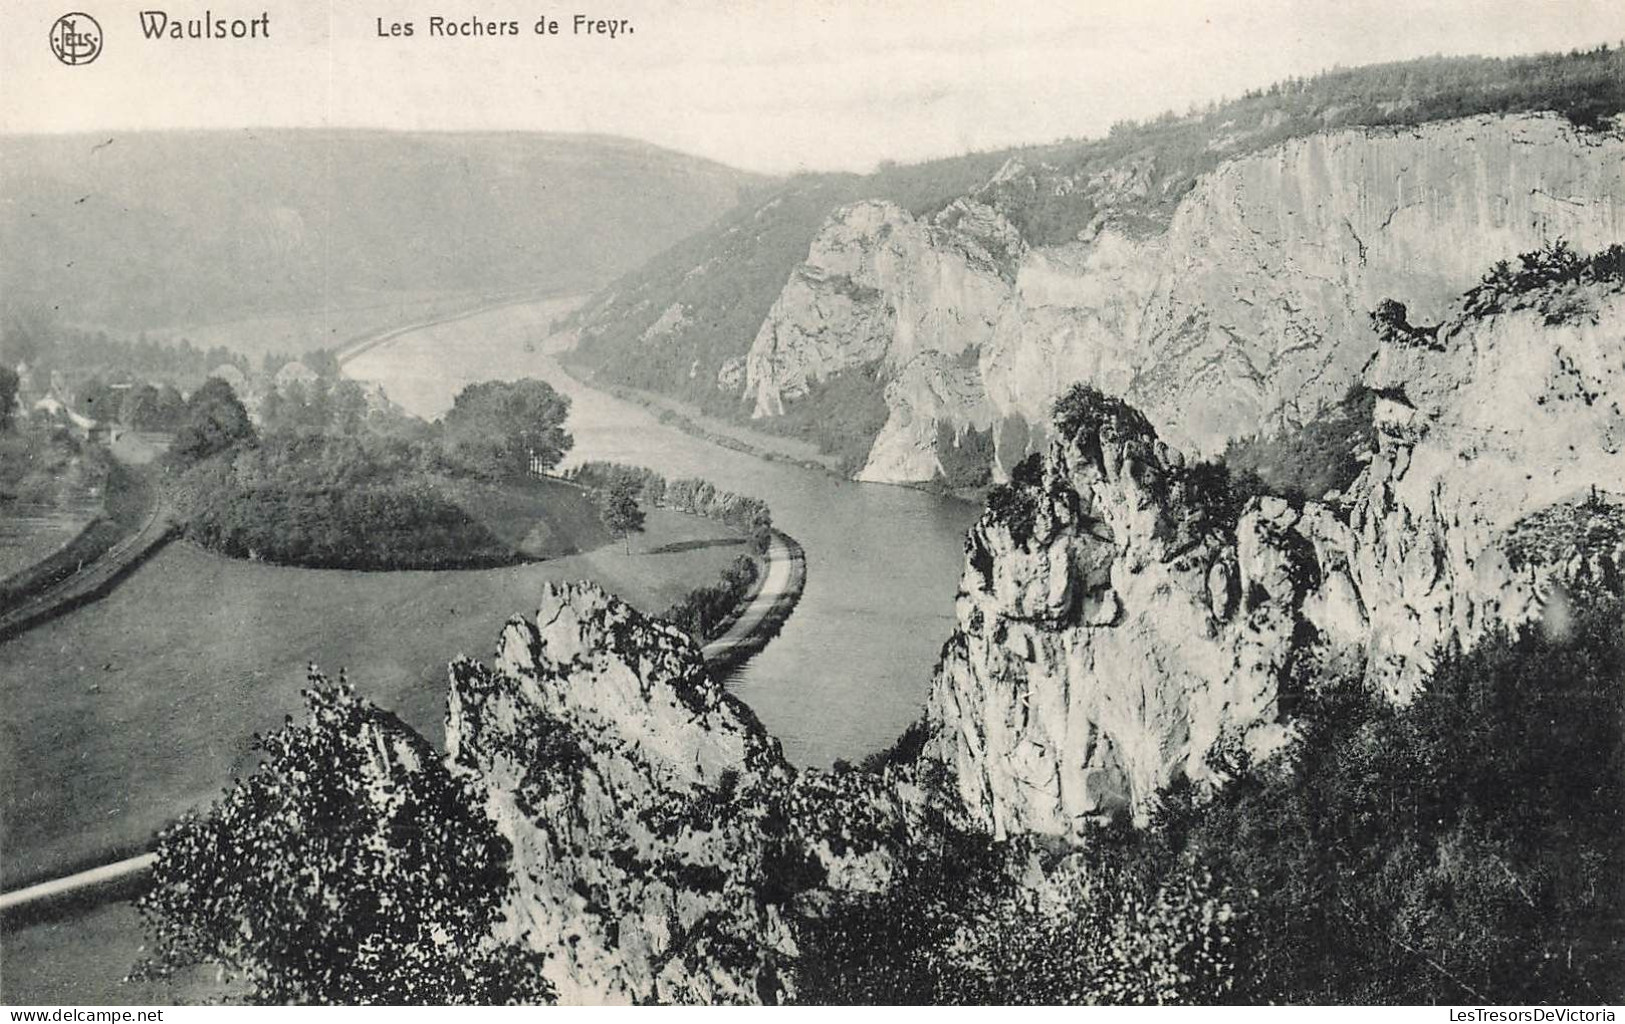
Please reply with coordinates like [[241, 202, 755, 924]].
[[927, 283, 1625, 837], [438, 582, 932, 1003], [742, 114, 1625, 482]]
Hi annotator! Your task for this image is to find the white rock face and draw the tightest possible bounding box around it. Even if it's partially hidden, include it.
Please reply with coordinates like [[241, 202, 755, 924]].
[[927, 282, 1625, 837], [743, 199, 1017, 429], [743, 114, 1625, 482], [441, 581, 933, 1004], [445, 582, 795, 1004]]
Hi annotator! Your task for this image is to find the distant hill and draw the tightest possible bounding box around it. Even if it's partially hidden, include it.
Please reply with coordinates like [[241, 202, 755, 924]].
[[0, 130, 764, 331], [564, 45, 1625, 477]]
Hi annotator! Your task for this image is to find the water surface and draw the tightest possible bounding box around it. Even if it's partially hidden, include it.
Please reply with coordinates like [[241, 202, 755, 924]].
[[346, 300, 979, 765]]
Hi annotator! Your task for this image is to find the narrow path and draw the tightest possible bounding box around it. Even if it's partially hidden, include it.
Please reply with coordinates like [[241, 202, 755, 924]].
[[333, 291, 574, 368], [0, 446, 177, 644], [0, 528, 808, 924], [701, 530, 804, 670]]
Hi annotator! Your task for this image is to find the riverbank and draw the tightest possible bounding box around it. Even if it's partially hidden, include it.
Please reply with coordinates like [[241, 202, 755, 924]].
[[555, 358, 849, 478], [555, 358, 994, 506], [702, 530, 806, 675], [0, 507, 753, 892]]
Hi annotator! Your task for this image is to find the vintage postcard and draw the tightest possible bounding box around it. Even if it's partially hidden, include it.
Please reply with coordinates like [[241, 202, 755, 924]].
[[1, 0, 1623, 1011]]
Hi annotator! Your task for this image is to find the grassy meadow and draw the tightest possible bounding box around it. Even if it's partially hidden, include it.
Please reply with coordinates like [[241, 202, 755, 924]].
[[0, 508, 747, 891]]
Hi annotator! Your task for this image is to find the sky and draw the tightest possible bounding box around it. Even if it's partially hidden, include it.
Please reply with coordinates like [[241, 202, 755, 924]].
[[2, 0, 1622, 173]]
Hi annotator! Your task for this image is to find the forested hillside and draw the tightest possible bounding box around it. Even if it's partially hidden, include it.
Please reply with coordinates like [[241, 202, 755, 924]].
[[1, 131, 763, 332]]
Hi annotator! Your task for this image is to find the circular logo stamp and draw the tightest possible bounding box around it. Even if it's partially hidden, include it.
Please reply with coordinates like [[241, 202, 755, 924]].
[[49, 12, 102, 66]]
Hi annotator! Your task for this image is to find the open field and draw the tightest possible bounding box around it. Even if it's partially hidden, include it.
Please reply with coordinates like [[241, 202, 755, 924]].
[[0, 509, 746, 892], [451, 475, 611, 559]]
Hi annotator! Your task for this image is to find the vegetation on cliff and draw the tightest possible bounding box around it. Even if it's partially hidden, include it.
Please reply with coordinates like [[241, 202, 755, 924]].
[[136, 676, 553, 1005], [1222, 385, 1377, 502], [567, 46, 1623, 463], [1126, 593, 1625, 1003]]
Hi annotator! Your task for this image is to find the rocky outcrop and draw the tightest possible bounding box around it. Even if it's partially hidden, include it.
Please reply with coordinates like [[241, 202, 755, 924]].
[[741, 114, 1625, 482], [927, 280, 1625, 837], [434, 582, 930, 1003], [743, 200, 1017, 431]]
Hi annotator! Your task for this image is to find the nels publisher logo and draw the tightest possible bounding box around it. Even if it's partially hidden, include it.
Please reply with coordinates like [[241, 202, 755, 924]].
[[49, 11, 103, 65]]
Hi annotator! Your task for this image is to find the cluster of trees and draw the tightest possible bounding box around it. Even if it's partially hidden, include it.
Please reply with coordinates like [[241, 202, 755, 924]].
[[136, 676, 553, 1004], [260, 347, 341, 379], [569, 461, 774, 554], [661, 555, 759, 642], [1130, 592, 1625, 1003], [440, 379, 573, 481], [804, 588, 1625, 1004], [2, 305, 250, 395], [258, 377, 377, 435], [933, 423, 995, 491], [175, 437, 513, 570], [168, 377, 575, 569], [0, 407, 106, 507]]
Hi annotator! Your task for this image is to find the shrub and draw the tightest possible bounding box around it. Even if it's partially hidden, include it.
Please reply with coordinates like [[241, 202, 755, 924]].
[[135, 676, 553, 1004], [1222, 385, 1377, 502]]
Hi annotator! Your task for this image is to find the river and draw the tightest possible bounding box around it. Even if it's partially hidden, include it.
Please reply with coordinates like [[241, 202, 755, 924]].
[[344, 299, 980, 766]]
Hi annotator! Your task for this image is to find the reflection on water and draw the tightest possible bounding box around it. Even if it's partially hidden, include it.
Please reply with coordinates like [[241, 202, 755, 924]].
[[345, 301, 979, 766]]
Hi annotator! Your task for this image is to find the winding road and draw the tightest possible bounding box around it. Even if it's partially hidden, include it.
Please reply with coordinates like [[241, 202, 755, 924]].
[[0, 528, 805, 922]]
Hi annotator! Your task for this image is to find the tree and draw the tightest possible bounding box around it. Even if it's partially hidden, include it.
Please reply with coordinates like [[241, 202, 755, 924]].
[[136, 676, 553, 1005], [171, 376, 255, 463], [118, 382, 160, 428], [440, 379, 572, 480], [596, 476, 645, 554], [0, 366, 18, 431]]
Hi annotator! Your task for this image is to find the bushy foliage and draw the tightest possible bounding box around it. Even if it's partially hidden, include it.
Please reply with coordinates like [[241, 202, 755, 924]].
[[0, 366, 18, 431], [662, 555, 760, 642], [1463, 240, 1625, 323], [1051, 383, 1154, 446], [795, 830, 1238, 1005], [1137, 595, 1625, 1003], [259, 377, 375, 435], [135, 676, 552, 1005], [440, 378, 573, 480], [934, 422, 995, 490], [0, 416, 105, 507], [756, 364, 894, 474], [1503, 491, 1625, 584], [594, 475, 646, 553], [1369, 297, 1446, 350], [114, 382, 189, 430], [570, 462, 774, 554], [1222, 385, 1377, 502], [175, 432, 515, 570], [170, 377, 256, 463]]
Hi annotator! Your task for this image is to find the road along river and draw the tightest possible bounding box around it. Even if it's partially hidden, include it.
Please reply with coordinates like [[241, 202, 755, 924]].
[[344, 299, 981, 767]]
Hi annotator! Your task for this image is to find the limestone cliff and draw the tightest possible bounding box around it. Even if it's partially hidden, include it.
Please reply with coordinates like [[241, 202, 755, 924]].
[[436, 582, 928, 1003], [742, 114, 1625, 482], [926, 278, 1625, 837]]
